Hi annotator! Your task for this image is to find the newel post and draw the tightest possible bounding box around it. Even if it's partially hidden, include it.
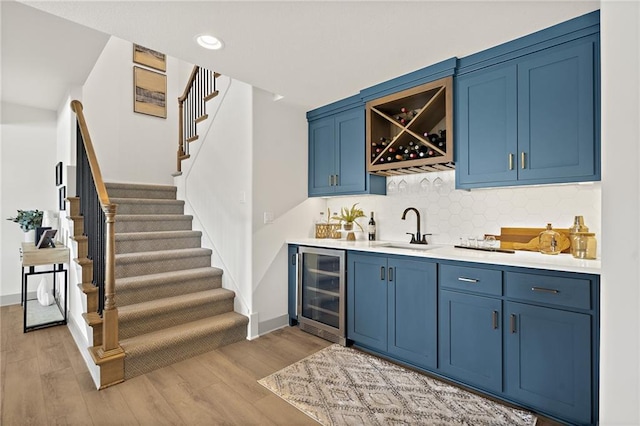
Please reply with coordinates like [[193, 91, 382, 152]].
[[101, 203, 120, 352]]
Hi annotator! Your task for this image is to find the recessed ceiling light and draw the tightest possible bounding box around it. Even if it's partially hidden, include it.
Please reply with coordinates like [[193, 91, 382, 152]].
[[196, 34, 224, 50]]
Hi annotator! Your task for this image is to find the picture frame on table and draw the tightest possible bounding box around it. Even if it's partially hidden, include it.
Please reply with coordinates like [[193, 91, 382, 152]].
[[36, 229, 57, 249]]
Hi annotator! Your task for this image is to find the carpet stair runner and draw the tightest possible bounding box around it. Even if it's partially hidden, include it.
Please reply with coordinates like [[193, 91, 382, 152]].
[[105, 182, 248, 380]]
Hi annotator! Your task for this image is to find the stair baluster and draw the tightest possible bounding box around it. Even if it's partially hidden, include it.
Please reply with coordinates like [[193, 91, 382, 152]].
[[71, 100, 125, 389], [175, 65, 219, 174]]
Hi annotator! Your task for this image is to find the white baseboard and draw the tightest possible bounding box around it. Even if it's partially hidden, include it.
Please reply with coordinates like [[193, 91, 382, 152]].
[[258, 314, 289, 337], [0, 291, 36, 307]]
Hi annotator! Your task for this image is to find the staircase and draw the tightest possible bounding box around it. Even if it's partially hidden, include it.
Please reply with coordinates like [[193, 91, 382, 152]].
[[106, 181, 248, 379]]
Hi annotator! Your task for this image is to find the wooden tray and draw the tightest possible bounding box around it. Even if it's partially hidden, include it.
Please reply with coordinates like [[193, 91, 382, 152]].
[[493, 227, 572, 254]]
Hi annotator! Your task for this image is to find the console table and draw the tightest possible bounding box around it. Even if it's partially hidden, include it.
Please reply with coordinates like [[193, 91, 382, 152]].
[[20, 242, 69, 333]]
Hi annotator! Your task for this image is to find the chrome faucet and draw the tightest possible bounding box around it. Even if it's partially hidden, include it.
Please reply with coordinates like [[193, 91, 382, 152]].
[[401, 207, 429, 244]]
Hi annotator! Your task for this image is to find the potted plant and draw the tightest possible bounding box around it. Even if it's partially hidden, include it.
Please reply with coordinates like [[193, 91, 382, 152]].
[[336, 203, 366, 241], [7, 209, 43, 242]]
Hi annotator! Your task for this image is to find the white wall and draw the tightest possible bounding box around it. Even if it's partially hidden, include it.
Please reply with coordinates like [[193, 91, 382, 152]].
[[600, 1, 640, 424], [251, 87, 325, 333], [82, 36, 183, 186], [179, 78, 254, 322], [0, 102, 58, 302]]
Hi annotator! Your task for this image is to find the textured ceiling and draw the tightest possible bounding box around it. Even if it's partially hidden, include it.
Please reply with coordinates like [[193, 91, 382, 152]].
[[1, 1, 109, 111], [5, 1, 599, 111]]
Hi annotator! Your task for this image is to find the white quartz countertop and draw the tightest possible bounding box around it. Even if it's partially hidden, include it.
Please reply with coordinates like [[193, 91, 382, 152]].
[[287, 238, 601, 275]]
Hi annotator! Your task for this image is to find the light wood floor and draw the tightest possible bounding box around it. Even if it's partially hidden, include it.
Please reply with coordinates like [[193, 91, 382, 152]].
[[1, 304, 559, 426], [1, 304, 331, 425]]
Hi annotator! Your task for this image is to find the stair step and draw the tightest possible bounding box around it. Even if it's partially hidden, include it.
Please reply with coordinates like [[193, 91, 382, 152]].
[[116, 267, 222, 306], [111, 198, 185, 215], [105, 182, 177, 200], [119, 288, 235, 339], [115, 214, 193, 233], [121, 312, 248, 379], [115, 248, 212, 279], [115, 230, 202, 254]]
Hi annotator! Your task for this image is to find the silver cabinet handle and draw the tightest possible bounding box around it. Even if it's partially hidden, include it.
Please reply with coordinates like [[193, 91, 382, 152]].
[[508, 153, 514, 170], [531, 286, 560, 294], [380, 266, 385, 281], [334, 174, 339, 186], [521, 152, 526, 169], [510, 314, 517, 333], [492, 311, 499, 329], [458, 277, 478, 283], [329, 175, 333, 186], [388, 267, 394, 282]]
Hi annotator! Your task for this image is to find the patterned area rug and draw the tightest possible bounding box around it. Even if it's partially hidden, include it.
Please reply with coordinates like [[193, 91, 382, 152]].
[[259, 344, 537, 426]]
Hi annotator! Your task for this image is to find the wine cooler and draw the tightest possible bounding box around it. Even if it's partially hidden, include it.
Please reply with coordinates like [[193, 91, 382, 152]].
[[297, 247, 346, 345]]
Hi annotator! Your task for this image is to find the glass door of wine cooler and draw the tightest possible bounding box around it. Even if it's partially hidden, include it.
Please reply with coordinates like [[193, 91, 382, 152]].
[[297, 247, 346, 344]]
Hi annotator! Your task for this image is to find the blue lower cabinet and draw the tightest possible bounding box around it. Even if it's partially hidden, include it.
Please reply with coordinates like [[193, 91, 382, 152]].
[[388, 258, 437, 368], [287, 245, 298, 325], [347, 253, 387, 352], [505, 301, 592, 425], [347, 253, 437, 369], [439, 290, 503, 393]]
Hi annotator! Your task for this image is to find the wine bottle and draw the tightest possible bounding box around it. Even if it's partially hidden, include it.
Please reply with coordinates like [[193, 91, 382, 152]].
[[368, 212, 376, 241]]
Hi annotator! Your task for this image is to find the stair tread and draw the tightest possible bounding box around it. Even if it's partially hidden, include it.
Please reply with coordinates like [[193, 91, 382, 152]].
[[119, 288, 235, 319], [106, 182, 177, 191], [117, 214, 193, 221], [111, 198, 185, 205], [115, 230, 202, 241], [117, 266, 221, 284], [115, 247, 212, 263], [120, 312, 248, 353]]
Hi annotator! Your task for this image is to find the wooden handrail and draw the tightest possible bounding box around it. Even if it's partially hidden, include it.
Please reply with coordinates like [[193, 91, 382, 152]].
[[70, 100, 124, 387], [70, 100, 111, 208], [179, 66, 200, 103]]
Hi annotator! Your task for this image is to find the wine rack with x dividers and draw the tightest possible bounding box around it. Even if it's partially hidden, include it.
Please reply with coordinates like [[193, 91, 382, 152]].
[[366, 76, 453, 176]]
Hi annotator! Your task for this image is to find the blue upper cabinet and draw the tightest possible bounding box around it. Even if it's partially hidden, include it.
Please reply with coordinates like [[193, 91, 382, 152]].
[[308, 97, 386, 197], [456, 11, 600, 189], [517, 41, 596, 182], [456, 64, 518, 186]]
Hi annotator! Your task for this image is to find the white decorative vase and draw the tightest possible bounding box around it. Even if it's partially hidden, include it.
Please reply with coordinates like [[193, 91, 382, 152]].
[[24, 230, 36, 243]]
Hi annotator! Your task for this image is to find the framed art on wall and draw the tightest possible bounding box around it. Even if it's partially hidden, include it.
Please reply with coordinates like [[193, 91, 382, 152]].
[[133, 44, 166, 72], [55, 162, 63, 186], [133, 66, 167, 119], [58, 186, 66, 211]]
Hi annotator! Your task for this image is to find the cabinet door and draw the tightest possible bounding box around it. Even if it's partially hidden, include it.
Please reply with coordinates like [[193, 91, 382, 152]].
[[308, 116, 335, 196], [347, 253, 387, 352], [456, 64, 518, 187], [517, 40, 596, 182], [334, 108, 366, 194], [439, 290, 502, 392], [505, 302, 591, 425], [388, 258, 437, 369], [287, 245, 298, 325]]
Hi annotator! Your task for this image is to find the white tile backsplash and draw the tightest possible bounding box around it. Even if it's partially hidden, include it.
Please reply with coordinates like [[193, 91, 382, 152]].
[[324, 170, 601, 249]]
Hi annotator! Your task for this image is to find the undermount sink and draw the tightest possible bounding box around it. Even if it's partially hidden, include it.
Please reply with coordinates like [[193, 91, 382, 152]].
[[378, 242, 442, 251]]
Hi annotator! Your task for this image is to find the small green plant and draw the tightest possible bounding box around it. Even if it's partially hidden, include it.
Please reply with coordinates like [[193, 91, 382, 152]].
[[7, 209, 43, 232], [336, 203, 366, 231]]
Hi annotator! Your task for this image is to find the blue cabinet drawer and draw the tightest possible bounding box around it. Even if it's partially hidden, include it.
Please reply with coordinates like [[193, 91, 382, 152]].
[[439, 264, 502, 296], [505, 272, 591, 310]]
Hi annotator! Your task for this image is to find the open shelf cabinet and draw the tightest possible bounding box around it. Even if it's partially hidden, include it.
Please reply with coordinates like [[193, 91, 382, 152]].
[[366, 76, 454, 176]]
